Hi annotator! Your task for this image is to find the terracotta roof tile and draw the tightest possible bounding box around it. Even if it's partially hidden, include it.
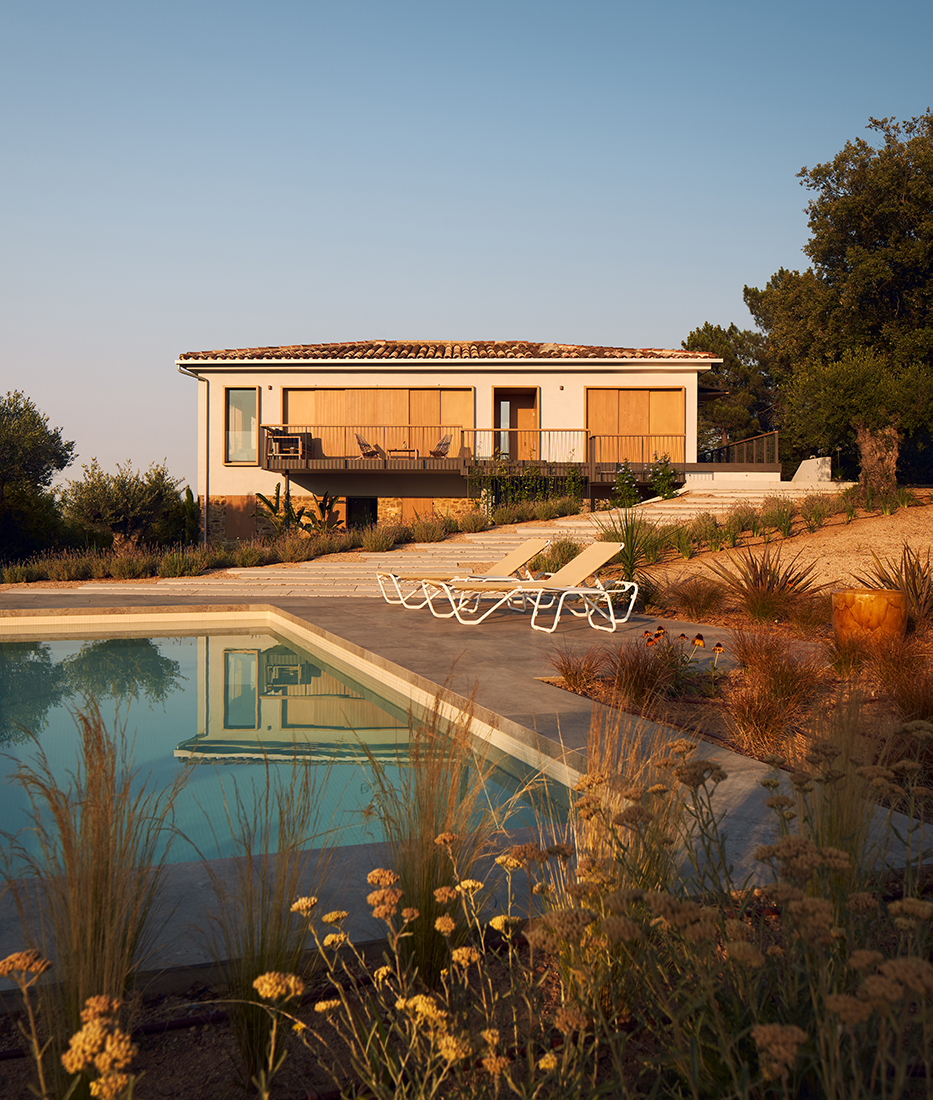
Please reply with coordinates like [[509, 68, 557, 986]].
[[178, 339, 716, 363]]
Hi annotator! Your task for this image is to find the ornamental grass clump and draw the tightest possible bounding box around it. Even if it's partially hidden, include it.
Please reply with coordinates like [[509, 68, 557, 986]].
[[360, 696, 507, 986], [547, 639, 607, 693], [657, 574, 727, 621], [195, 753, 336, 1090], [1, 702, 187, 1099], [725, 630, 825, 754], [360, 523, 397, 551]]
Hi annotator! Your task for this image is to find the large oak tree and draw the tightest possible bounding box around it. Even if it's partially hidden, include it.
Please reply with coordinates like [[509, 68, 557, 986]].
[[744, 111, 933, 486]]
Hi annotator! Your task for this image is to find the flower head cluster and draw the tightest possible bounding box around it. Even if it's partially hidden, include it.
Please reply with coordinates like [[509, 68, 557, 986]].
[[322, 910, 348, 925], [451, 946, 481, 967], [675, 760, 727, 789], [290, 896, 318, 918], [434, 885, 458, 904], [542, 906, 597, 943], [751, 1023, 807, 1080], [61, 996, 137, 1100], [368, 868, 400, 887], [888, 897, 933, 930], [253, 972, 306, 1002], [755, 835, 850, 884], [367, 887, 404, 921], [0, 950, 51, 983]]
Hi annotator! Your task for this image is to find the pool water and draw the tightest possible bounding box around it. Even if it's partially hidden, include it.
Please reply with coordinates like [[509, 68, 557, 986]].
[[0, 631, 547, 864]]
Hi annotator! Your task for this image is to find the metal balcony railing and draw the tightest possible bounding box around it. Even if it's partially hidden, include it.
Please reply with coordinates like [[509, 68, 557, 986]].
[[697, 431, 779, 465]]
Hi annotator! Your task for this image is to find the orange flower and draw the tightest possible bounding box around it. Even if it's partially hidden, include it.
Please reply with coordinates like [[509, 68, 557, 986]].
[[692, 634, 705, 647], [713, 643, 724, 655]]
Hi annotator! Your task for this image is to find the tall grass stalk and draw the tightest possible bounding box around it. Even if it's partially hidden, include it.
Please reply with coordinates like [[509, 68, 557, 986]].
[[2, 702, 187, 1096], [197, 753, 337, 1089], [361, 696, 504, 986]]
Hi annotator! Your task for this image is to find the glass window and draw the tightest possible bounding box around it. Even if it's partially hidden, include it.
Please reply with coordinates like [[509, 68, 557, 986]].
[[225, 388, 258, 463], [223, 650, 258, 729]]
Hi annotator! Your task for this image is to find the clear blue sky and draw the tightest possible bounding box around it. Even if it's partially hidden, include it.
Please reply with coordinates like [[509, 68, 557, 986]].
[[2, 0, 930, 487]]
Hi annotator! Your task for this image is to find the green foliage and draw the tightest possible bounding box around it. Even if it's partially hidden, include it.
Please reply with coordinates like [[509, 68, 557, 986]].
[[360, 525, 397, 551], [254, 483, 310, 535], [457, 509, 488, 533], [746, 112, 933, 374], [306, 491, 344, 533], [610, 460, 639, 509], [683, 322, 773, 449], [61, 459, 183, 550], [760, 494, 796, 538], [595, 510, 665, 580], [799, 493, 836, 533], [182, 486, 200, 544], [646, 452, 682, 499], [63, 639, 184, 705], [0, 390, 74, 513]]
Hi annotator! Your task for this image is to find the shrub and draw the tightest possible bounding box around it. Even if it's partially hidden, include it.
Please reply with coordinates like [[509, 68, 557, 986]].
[[689, 511, 720, 551], [705, 543, 824, 622], [457, 510, 489, 533], [761, 494, 796, 538], [109, 548, 159, 579], [610, 460, 639, 509], [360, 525, 397, 552], [659, 575, 727, 621], [159, 546, 208, 576], [799, 493, 836, 533], [852, 542, 933, 626], [727, 500, 760, 536], [529, 537, 582, 575], [230, 541, 278, 568], [533, 498, 561, 520], [410, 516, 448, 542], [671, 524, 694, 560], [2, 562, 41, 583], [645, 452, 682, 499], [868, 636, 933, 723]]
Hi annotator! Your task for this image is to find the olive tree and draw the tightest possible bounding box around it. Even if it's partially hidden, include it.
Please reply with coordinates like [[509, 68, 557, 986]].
[[61, 459, 184, 550]]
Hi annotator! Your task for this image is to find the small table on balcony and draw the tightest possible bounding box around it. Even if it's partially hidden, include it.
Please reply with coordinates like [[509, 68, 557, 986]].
[[387, 448, 419, 458], [268, 434, 305, 459]]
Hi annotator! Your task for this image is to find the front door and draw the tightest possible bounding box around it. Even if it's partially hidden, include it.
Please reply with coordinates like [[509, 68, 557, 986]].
[[494, 389, 538, 461]]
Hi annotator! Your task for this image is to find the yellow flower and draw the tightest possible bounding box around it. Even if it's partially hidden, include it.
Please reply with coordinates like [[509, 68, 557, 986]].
[[436, 1033, 471, 1063], [314, 1000, 341, 1014], [451, 946, 481, 967], [538, 1051, 558, 1072], [252, 972, 306, 1001], [290, 896, 318, 917], [373, 965, 393, 984], [322, 910, 348, 925], [456, 879, 484, 894], [323, 932, 347, 949], [435, 915, 456, 936], [367, 868, 399, 887], [0, 950, 52, 979]]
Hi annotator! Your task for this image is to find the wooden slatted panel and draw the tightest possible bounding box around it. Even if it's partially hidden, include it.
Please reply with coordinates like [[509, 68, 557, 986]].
[[409, 389, 441, 426], [649, 389, 686, 461], [439, 388, 475, 429], [284, 389, 346, 456], [586, 390, 619, 437], [401, 497, 436, 522], [281, 696, 402, 729]]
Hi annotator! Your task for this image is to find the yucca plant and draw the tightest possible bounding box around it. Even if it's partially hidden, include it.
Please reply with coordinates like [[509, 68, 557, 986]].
[[705, 543, 824, 622], [594, 509, 662, 581], [852, 542, 933, 626]]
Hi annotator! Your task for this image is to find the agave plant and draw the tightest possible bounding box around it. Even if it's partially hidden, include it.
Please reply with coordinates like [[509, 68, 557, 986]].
[[704, 543, 824, 622], [853, 542, 933, 625]]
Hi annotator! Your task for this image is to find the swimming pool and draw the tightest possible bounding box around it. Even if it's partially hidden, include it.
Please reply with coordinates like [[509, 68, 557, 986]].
[[0, 620, 557, 863]]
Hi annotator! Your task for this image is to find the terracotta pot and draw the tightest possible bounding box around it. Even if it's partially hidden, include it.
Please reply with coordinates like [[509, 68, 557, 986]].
[[831, 588, 908, 643]]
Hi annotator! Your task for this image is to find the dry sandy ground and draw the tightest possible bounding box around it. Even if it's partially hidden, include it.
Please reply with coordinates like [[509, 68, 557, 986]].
[[648, 498, 933, 590]]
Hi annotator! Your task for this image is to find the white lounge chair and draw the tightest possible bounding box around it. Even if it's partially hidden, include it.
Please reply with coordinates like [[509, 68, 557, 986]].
[[376, 537, 551, 612], [425, 541, 637, 632]]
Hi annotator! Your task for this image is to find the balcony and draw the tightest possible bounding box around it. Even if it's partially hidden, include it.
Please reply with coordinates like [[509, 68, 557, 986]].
[[261, 425, 465, 473], [261, 425, 694, 482]]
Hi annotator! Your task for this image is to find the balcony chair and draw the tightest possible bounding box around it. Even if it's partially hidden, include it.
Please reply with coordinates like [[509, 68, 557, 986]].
[[429, 433, 453, 459], [376, 537, 550, 611], [355, 433, 380, 459], [424, 541, 637, 632]]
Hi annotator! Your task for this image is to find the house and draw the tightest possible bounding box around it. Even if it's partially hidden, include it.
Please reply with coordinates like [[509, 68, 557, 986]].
[[177, 338, 767, 539]]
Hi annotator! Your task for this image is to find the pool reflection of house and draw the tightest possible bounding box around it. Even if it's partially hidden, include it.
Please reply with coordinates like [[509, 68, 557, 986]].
[[175, 635, 410, 763]]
